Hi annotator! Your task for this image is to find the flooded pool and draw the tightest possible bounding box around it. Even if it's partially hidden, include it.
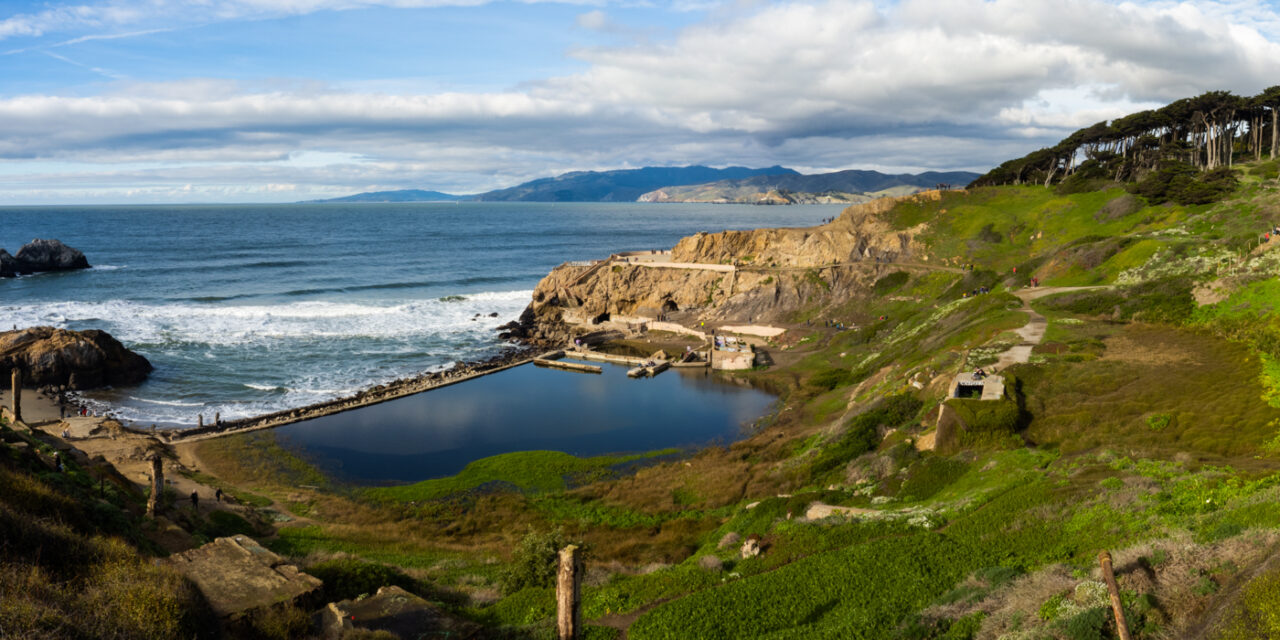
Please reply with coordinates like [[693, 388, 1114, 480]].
[[271, 359, 775, 484]]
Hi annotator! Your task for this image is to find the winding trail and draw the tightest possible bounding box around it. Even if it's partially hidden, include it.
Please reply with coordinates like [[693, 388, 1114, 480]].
[[991, 286, 1112, 372]]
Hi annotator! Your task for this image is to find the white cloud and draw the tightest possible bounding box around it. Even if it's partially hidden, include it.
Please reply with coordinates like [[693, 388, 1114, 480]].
[[577, 9, 609, 29], [4, 0, 1280, 202]]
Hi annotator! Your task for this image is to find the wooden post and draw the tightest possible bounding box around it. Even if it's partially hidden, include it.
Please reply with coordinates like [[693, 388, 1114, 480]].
[[10, 369, 21, 423], [556, 544, 582, 640], [1098, 550, 1131, 640], [197, 414, 203, 429], [146, 455, 164, 517]]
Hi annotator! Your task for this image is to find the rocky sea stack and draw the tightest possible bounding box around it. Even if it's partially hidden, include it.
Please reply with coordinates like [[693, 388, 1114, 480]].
[[0, 326, 153, 390], [0, 238, 91, 277]]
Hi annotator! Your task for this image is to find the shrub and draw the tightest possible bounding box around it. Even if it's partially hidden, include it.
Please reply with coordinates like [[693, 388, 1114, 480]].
[[500, 528, 571, 594], [202, 510, 257, 538], [946, 398, 1025, 446], [1146, 414, 1172, 431], [808, 367, 853, 391], [898, 458, 969, 501], [306, 557, 419, 602], [874, 271, 911, 295], [1094, 194, 1143, 222], [231, 603, 313, 640], [975, 223, 1003, 244], [810, 394, 923, 480], [1058, 606, 1109, 640], [1215, 564, 1280, 639], [1055, 159, 1113, 195], [1128, 161, 1237, 205]]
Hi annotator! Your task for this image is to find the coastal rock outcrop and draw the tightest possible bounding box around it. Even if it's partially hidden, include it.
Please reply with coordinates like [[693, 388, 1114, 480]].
[[0, 239, 91, 277], [516, 191, 942, 340], [0, 326, 153, 390], [0, 250, 18, 278], [671, 191, 934, 266]]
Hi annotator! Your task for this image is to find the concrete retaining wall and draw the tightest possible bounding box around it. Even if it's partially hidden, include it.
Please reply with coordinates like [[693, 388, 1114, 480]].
[[713, 350, 755, 370], [648, 322, 707, 339]]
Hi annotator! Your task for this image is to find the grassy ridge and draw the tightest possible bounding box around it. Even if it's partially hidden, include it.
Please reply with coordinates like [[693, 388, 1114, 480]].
[[365, 449, 678, 502]]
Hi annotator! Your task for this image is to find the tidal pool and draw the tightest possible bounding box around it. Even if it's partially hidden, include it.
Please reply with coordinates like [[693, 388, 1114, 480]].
[[272, 359, 776, 485]]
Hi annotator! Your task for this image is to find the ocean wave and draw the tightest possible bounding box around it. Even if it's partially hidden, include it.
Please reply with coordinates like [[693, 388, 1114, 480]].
[[243, 383, 285, 392], [29, 289, 533, 425], [4, 290, 532, 347], [241, 260, 311, 268], [279, 276, 516, 297], [126, 395, 204, 407], [91, 264, 125, 271]]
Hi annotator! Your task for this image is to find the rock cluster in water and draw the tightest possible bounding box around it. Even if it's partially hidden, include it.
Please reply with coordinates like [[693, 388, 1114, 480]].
[[0, 326, 153, 390], [0, 238, 91, 277]]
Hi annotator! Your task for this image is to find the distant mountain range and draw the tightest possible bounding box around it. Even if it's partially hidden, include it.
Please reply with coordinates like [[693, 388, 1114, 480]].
[[306, 166, 979, 204], [305, 189, 467, 203], [471, 165, 798, 202], [638, 169, 980, 204]]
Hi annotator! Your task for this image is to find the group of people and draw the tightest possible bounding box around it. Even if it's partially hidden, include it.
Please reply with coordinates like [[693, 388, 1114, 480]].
[[59, 404, 94, 418], [972, 367, 988, 380], [188, 488, 225, 509]]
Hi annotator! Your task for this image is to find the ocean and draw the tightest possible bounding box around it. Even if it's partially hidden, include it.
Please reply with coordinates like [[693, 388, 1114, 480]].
[[2, 202, 843, 426]]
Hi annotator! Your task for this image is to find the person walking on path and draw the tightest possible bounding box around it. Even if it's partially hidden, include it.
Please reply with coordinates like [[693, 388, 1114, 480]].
[[190, 491, 199, 509], [215, 488, 223, 503]]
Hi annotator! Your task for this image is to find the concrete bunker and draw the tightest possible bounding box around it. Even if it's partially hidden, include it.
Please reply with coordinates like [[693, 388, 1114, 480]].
[[948, 372, 1006, 401]]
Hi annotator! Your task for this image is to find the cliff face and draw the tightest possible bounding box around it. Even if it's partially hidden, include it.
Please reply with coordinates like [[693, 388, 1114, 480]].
[[671, 192, 934, 266], [0, 326, 153, 389], [520, 192, 940, 342]]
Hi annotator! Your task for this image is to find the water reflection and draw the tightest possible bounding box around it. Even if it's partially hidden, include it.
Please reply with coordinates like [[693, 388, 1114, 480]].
[[273, 360, 775, 485]]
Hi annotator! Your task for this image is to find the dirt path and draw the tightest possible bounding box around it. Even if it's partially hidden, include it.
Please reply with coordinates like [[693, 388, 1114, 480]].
[[991, 286, 1112, 372]]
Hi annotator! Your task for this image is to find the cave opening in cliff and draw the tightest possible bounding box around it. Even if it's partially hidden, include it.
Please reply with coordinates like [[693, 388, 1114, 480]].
[[593, 312, 611, 323], [662, 299, 678, 313]]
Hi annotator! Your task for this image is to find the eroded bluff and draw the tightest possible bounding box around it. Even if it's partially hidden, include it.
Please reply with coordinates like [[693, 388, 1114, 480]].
[[516, 192, 938, 343], [1, 326, 153, 390]]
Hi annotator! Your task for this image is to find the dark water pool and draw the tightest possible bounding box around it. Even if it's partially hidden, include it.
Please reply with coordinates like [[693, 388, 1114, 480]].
[[271, 360, 775, 485]]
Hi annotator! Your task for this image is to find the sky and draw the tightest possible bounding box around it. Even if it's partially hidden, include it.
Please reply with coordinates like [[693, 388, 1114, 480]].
[[3, 0, 1280, 204]]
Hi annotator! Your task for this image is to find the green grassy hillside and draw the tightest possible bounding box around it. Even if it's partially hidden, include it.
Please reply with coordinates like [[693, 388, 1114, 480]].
[[17, 153, 1280, 638]]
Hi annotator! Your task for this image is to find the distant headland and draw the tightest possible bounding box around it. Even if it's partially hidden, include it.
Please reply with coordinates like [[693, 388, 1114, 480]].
[[305, 165, 979, 205]]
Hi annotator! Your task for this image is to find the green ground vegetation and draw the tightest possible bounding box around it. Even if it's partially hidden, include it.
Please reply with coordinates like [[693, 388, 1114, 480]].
[[25, 151, 1280, 638], [365, 449, 678, 503], [0, 424, 220, 638]]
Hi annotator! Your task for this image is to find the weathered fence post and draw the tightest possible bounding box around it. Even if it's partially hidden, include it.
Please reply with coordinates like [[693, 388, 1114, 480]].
[[1098, 550, 1131, 640], [197, 414, 203, 429], [556, 544, 582, 640], [10, 369, 21, 423], [146, 454, 164, 517]]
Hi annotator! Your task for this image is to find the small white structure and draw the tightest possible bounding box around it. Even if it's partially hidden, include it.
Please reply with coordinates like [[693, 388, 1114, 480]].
[[948, 372, 1005, 401], [711, 335, 756, 370]]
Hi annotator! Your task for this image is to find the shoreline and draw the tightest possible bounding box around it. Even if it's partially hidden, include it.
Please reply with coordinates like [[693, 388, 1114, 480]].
[[10, 343, 547, 442], [163, 344, 543, 442]]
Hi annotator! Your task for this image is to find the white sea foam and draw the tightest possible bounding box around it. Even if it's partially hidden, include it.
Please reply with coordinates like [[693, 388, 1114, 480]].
[[3, 290, 532, 347], [243, 383, 284, 392], [126, 395, 204, 407], [41, 289, 533, 426]]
